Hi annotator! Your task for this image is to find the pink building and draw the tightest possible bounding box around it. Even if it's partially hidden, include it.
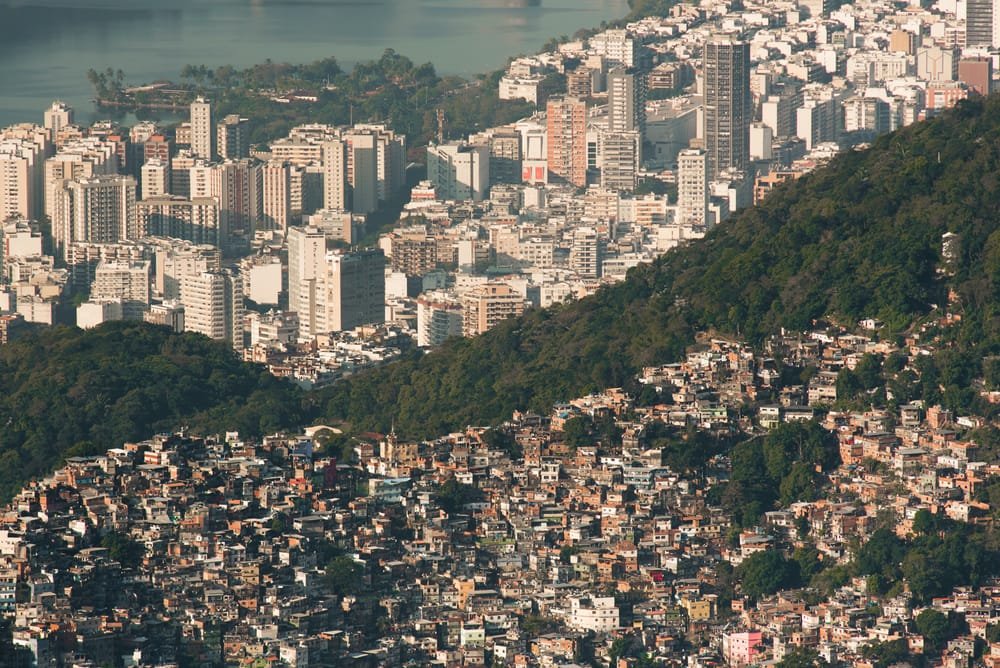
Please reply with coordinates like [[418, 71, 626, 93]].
[[723, 631, 764, 666]]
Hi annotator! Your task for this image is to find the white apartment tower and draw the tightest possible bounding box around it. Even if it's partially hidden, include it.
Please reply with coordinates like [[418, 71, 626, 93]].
[[181, 269, 244, 350], [53, 174, 137, 258], [287, 226, 328, 339], [417, 292, 464, 347], [190, 97, 214, 160], [677, 148, 708, 227], [91, 260, 151, 319], [426, 142, 491, 201], [0, 124, 49, 221], [141, 158, 170, 200], [570, 226, 602, 278], [43, 101, 74, 141], [322, 139, 348, 211], [262, 161, 292, 231], [154, 241, 221, 299]]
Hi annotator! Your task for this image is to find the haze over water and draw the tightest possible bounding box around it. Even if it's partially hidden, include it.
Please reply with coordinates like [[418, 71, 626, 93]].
[[0, 0, 629, 128]]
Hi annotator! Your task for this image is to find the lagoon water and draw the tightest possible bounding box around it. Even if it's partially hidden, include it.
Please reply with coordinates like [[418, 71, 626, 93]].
[[0, 0, 629, 128]]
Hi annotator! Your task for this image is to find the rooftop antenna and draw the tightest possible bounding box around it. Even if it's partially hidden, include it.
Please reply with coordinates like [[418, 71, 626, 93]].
[[436, 108, 445, 144]]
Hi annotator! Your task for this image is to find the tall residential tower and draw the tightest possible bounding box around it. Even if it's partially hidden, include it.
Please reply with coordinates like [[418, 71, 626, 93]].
[[703, 35, 751, 179]]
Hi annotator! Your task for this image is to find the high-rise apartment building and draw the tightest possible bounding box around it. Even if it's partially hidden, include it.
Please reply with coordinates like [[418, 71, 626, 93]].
[[137, 196, 221, 247], [589, 29, 639, 68], [417, 291, 464, 347], [52, 175, 137, 258], [143, 134, 171, 164], [181, 269, 243, 350], [426, 142, 490, 201], [488, 129, 522, 185], [323, 248, 385, 332], [351, 124, 407, 202], [261, 161, 292, 230], [462, 282, 527, 337], [967, 0, 1000, 47], [0, 132, 47, 221], [704, 34, 751, 179], [141, 158, 170, 200], [91, 260, 151, 319], [217, 114, 250, 160], [608, 68, 646, 135], [45, 138, 119, 255], [152, 239, 220, 299], [677, 148, 708, 227], [546, 96, 588, 188], [322, 139, 348, 211], [288, 230, 385, 339], [346, 131, 378, 215], [212, 159, 263, 249], [307, 209, 356, 244], [190, 97, 214, 160], [385, 231, 438, 277], [287, 226, 328, 339], [570, 226, 603, 278], [796, 87, 839, 150], [599, 130, 640, 192], [43, 101, 74, 141]]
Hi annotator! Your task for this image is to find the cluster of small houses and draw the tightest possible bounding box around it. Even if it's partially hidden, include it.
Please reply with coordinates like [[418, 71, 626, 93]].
[[2, 324, 1000, 667]]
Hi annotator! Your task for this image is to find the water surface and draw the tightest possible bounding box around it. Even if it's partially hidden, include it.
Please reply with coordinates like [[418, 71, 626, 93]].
[[0, 0, 629, 127]]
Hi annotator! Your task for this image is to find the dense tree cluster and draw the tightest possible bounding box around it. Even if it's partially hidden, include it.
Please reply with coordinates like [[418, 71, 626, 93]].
[[0, 322, 306, 501], [91, 49, 535, 151], [852, 520, 1000, 603], [718, 422, 838, 527]]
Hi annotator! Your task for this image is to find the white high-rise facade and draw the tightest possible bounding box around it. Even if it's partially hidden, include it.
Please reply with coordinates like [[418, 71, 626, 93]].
[[417, 292, 464, 347], [677, 148, 708, 228], [570, 226, 602, 278], [287, 226, 328, 340], [190, 97, 214, 160], [181, 269, 243, 350], [43, 101, 74, 141], [51, 174, 137, 259], [322, 139, 348, 211], [262, 161, 292, 231], [426, 143, 490, 201], [92, 260, 151, 319], [608, 68, 645, 135], [141, 158, 170, 200], [0, 124, 49, 221]]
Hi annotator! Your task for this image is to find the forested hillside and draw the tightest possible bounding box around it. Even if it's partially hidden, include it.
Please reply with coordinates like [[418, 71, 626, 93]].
[[0, 322, 307, 500], [318, 96, 1000, 436]]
